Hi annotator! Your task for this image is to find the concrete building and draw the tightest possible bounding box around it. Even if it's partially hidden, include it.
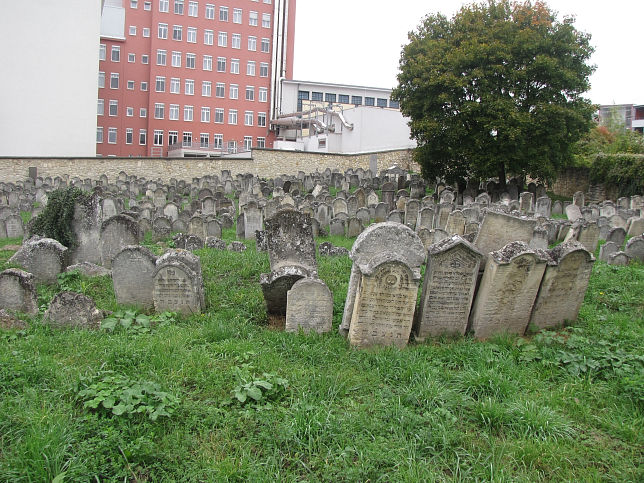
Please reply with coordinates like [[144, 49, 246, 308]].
[[97, 0, 295, 157], [598, 104, 644, 133], [0, 1, 102, 157], [272, 80, 415, 153]]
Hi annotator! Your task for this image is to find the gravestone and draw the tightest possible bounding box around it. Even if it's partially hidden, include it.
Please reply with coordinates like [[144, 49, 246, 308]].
[[469, 242, 547, 339], [599, 241, 618, 262], [519, 192, 534, 214], [347, 217, 364, 238], [606, 227, 626, 248], [112, 245, 157, 309], [4, 214, 25, 239], [417, 207, 434, 231], [332, 198, 348, 217], [415, 236, 483, 340], [529, 241, 594, 330], [573, 191, 585, 208], [153, 216, 173, 240], [565, 204, 582, 222], [404, 199, 420, 229], [356, 207, 370, 227], [445, 210, 466, 236], [608, 252, 631, 266], [329, 218, 346, 236], [44, 291, 103, 328], [374, 203, 388, 223], [625, 235, 644, 262], [100, 215, 140, 268], [474, 211, 537, 257], [70, 192, 103, 265], [529, 226, 549, 250], [9, 236, 68, 284], [285, 278, 333, 334], [535, 197, 552, 218], [435, 203, 453, 230], [552, 200, 563, 215], [153, 250, 205, 315], [0, 268, 38, 315], [627, 217, 644, 237]]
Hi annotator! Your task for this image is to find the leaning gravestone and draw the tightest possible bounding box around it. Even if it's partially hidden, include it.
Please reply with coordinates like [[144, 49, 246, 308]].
[[415, 235, 483, 340], [625, 235, 644, 262], [469, 241, 547, 339], [285, 278, 333, 334], [44, 291, 103, 328], [474, 210, 537, 257], [153, 250, 205, 315], [9, 236, 68, 284], [112, 245, 157, 309], [100, 214, 140, 268], [0, 268, 38, 315], [529, 241, 594, 330]]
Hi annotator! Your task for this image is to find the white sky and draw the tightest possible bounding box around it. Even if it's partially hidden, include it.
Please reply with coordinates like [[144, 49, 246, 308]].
[[293, 0, 643, 106]]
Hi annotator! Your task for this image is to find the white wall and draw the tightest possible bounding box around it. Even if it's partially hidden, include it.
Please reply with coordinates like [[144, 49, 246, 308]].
[[0, 0, 102, 157]]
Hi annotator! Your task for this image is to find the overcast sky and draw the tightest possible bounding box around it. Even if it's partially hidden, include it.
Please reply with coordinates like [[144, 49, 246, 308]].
[[292, 0, 643, 106]]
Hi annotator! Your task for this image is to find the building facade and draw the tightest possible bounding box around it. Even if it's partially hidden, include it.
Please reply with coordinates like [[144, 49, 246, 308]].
[[97, 0, 295, 157], [598, 104, 644, 133]]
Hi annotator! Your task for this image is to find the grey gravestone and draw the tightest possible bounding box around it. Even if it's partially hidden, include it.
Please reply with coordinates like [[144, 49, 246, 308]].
[[44, 291, 103, 329], [625, 235, 644, 263], [474, 211, 537, 257], [153, 250, 205, 315], [100, 215, 140, 268], [4, 214, 25, 239], [404, 199, 420, 230], [9, 236, 67, 284], [535, 196, 552, 218], [0, 268, 38, 315], [627, 217, 644, 237], [599, 241, 618, 262], [606, 227, 626, 248], [565, 204, 582, 222], [573, 191, 585, 208], [374, 203, 388, 223], [329, 218, 346, 236], [70, 192, 102, 265], [608, 252, 631, 266], [112, 245, 157, 309], [153, 216, 173, 241], [285, 278, 333, 334], [552, 200, 563, 215], [445, 210, 466, 236], [346, 217, 364, 238]]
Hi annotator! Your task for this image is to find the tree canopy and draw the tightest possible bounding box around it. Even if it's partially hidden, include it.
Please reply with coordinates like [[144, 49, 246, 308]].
[[392, 0, 596, 187]]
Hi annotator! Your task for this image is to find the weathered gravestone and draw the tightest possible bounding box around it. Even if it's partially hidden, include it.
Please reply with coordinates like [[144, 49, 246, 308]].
[[9, 236, 68, 284], [627, 217, 644, 237], [69, 192, 103, 265], [100, 214, 140, 268], [4, 214, 25, 239], [529, 241, 594, 330], [153, 250, 205, 315], [606, 227, 626, 248], [340, 222, 425, 348], [285, 278, 333, 334], [608, 252, 631, 266], [473, 210, 537, 258], [469, 241, 548, 339], [445, 210, 466, 236], [565, 204, 582, 222], [599, 241, 618, 262], [0, 268, 38, 315], [625, 235, 644, 262], [535, 196, 552, 218], [112, 245, 157, 309], [415, 235, 483, 340]]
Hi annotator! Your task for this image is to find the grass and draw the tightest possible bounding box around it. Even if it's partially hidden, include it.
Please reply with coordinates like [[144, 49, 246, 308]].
[[0, 232, 642, 481]]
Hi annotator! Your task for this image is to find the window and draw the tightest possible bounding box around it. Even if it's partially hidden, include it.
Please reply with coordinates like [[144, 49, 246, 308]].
[[261, 38, 270, 53], [171, 51, 181, 67], [325, 93, 337, 103], [245, 86, 254, 101], [258, 87, 267, 102], [243, 136, 252, 151], [249, 11, 258, 26], [338, 94, 349, 104], [129, 25, 137, 36], [182, 132, 192, 146], [232, 33, 241, 49], [200, 133, 209, 147], [262, 13, 270, 28], [142, 27, 150, 37], [174, 0, 184, 15], [257, 112, 266, 127], [168, 131, 178, 146], [169, 104, 179, 120], [126, 128, 133, 144], [205, 4, 214, 19], [297, 90, 309, 111], [158, 23, 168, 38], [246, 61, 255, 76], [311, 91, 323, 102], [257, 137, 265, 148], [203, 55, 212, 71], [154, 103, 165, 119], [157, 49, 167, 65], [214, 108, 224, 123], [153, 130, 163, 146], [213, 134, 223, 148], [259, 62, 268, 77], [229, 84, 238, 99], [204, 29, 214, 45], [188, 1, 198, 16], [141, 81, 148, 91], [201, 107, 210, 122], [110, 73, 119, 89], [98, 71, 105, 88], [96, 127, 103, 143], [377, 98, 388, 107], [263, 0, 271, 3], [139, 129, 147, 145], [202, 81, 212, 97], [216, 82, 225, 98], [186, 53, 196, 68], [389, 100, 400, 109], [130, 0, 138, 8], [126, 107, 134, 117], [227, 140, 237, 153], [170, 77, 180, 93], [187, 27, 196, 43], [141, 54, 149, 64], [111, 46, 120, 62], [144, 1, 151, 10], [218, 31, 227, 47], [244, 111, 253, 126], [159, 0, 168, 12], [248, 36, 257, 51], [217, 57, 226, 72], [97, 99, 104, 115], [233, 8, 242, 23], [185, 79, 194, 95], [108, 127, 117, 144], [219, 6, 228, 21], [230, 58, 239, 74], [127, 80, 135, 90], [352, 96, 362, 106], [140, 107, 147, 117], [156, 76, 166, 92], [184, 105, 193, 121], [99, 44, 106, 61], [365, 96, 375, 106], [173, 25, 182, 41], [228, 109, 237, 124]]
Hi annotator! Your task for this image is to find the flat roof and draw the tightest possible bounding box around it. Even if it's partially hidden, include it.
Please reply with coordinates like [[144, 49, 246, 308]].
[[283, 79, 393, 92]]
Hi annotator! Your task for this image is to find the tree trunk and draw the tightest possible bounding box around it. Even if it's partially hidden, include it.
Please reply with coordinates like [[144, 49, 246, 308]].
[[497, 162, 507, 190]]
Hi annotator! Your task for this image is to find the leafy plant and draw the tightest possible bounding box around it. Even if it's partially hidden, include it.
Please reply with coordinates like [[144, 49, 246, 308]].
[[101, 310, 176, 334], [75, 371, 180, 421], [30, 186, 90, 248], [223, 353, 289, 408], [56, 270, 86, 293]]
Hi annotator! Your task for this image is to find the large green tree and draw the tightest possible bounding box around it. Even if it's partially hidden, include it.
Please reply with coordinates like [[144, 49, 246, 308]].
[[392, 0, 596, 187]]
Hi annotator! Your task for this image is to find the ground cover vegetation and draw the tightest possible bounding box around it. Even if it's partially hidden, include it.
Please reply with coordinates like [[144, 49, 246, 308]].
[[0, 228, 642, 481]]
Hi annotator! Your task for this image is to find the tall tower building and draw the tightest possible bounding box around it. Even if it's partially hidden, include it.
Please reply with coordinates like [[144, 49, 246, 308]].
[[97, 0, 295, 157]]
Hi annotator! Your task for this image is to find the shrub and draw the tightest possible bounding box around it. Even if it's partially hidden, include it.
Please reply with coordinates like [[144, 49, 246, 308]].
[[30, 187, 90, 248]]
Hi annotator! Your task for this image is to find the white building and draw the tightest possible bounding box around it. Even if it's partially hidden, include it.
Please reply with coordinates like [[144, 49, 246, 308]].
[[273, 80, 416, 153], [0, 0, 102, 157]]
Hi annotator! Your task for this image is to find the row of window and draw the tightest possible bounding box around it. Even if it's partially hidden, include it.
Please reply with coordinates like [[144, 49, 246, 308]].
[[97, 126, 266, 151], [297, 90, 399, 109], [130, 0, 272, 25]]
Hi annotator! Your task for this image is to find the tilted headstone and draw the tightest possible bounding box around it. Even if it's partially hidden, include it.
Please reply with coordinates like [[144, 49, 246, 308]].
[[565, 204, 582, 222], [473, 210, 537, 257], [415, 235, 484, 340], [0, 268, 38, 315], [9, 236, 68, 284], [625, 235, 644, 263], [112, 245, 157, 309], [404, 199, 420, 230], [285, 278, 333, 334], [573, 191, 585, 208], [100, 214, 140, 268], [627, 217, 644, 237]]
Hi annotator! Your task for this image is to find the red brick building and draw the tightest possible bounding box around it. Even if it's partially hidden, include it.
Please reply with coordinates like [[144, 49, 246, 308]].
[[97, 0, 295, 157]]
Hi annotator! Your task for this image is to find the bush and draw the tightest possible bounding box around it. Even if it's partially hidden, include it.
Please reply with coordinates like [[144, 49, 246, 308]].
[[30, 187, 89, 248], [589, 153, 644, 197]]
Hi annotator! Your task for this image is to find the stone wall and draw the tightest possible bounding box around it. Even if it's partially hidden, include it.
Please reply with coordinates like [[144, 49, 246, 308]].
[[0, 148, 417, 183], [549, 166, 618, 202]]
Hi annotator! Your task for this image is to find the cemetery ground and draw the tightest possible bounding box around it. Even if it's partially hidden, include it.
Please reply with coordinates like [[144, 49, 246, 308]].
[[0, 229, 642, 482]]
